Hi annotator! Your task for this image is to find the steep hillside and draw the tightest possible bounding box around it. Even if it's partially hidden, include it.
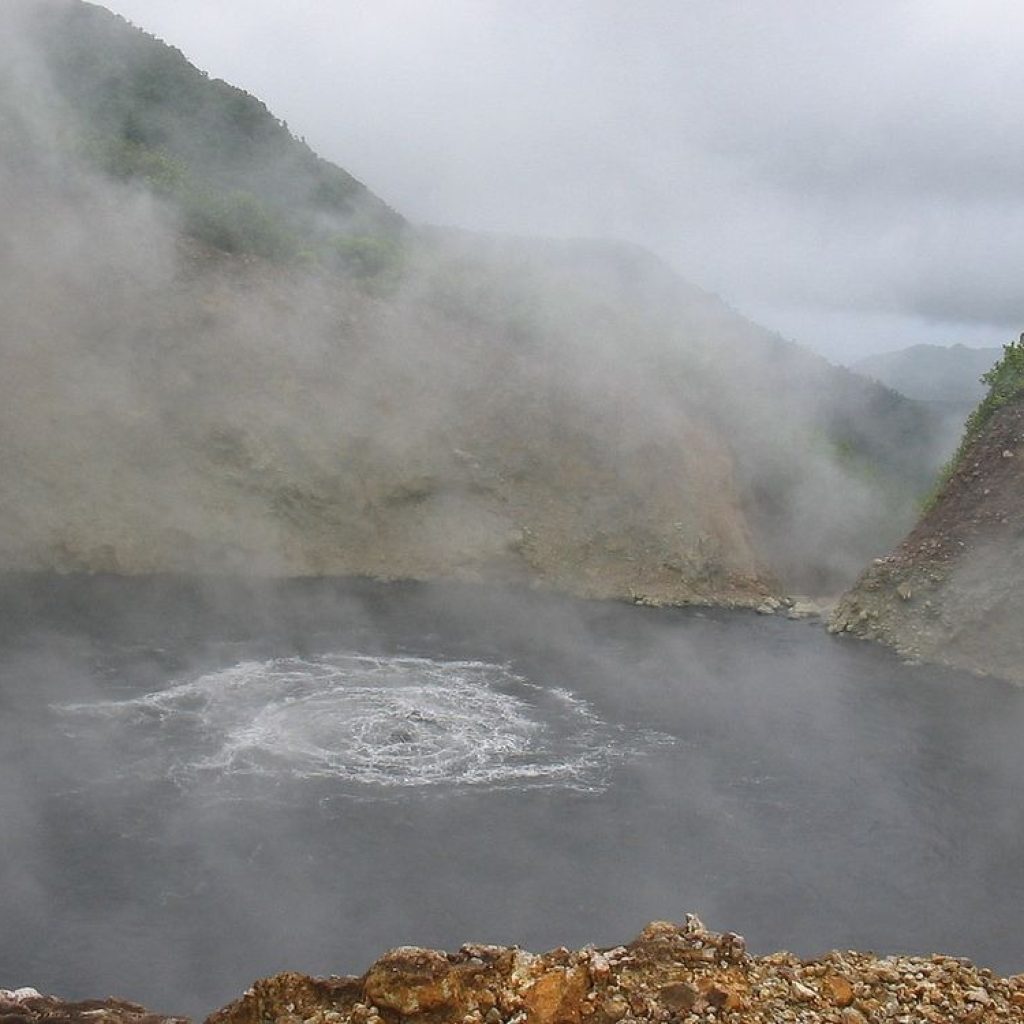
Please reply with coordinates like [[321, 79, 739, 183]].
[[0, 1, 945, 602], [831, 339, 1024, 681], [5, 0, 402, 255], [0, 176, 768, 604]]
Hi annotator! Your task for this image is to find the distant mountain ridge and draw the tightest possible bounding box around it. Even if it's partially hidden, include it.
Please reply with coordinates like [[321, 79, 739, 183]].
[[850, 342, 1005, 468], [852, 343, 1001, 407]]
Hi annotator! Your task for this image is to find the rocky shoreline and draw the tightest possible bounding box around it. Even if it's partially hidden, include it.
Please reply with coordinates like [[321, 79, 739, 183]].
[[7, 919, 1024, 1024]]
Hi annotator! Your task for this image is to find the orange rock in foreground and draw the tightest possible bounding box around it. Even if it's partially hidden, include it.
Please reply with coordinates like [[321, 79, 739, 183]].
[[206, 918, 1024, 1024], [7, 919, 1024, 1024]]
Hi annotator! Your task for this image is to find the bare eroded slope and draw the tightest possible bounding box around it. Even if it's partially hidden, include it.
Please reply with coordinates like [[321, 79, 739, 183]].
[[831, 396, 1024, 681]]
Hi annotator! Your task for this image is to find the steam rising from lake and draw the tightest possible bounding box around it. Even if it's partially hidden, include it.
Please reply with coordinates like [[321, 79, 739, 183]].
[[59, 653, 670, 794], [6, 577, 1024, 1019]]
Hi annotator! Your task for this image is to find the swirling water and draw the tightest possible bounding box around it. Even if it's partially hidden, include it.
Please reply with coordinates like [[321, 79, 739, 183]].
[[59, 653, 668, 794], [1, 575, 1023, 1019]]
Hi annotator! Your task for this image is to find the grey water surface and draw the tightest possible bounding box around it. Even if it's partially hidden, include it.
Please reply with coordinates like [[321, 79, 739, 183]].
[[1, 575, 1022, 1018]]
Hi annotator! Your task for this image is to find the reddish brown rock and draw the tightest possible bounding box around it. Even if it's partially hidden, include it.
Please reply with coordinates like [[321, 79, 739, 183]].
[[363, 948, 464, 1015], [657, 981, 698, 1012], [522, 967, 589, 1024], [9, 920, 1024, 1024], [226, 921, 1019, 1024], [823, 973, 855, 1006]]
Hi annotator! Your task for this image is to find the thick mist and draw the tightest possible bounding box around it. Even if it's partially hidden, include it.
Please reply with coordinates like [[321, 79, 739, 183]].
[[96, 0, 1023, 362], [1, 2, 960, 602], [0, 24, 942, 600], [4, 6, 1022, 1019]]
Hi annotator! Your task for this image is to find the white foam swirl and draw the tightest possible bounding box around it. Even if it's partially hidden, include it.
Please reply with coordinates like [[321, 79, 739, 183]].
[[59, 653, 667, 793]]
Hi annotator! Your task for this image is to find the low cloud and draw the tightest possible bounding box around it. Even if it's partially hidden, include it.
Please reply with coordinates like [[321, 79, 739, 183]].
[[98, 0, 1024, 359]]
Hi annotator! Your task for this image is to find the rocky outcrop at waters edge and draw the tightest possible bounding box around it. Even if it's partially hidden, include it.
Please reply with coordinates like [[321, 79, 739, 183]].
[[830, 396, 1024, 683], [8, 919, 1024, 1024]]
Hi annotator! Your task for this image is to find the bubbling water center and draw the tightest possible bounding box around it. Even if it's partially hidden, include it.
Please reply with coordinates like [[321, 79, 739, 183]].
[[59, 653, 670, 794]]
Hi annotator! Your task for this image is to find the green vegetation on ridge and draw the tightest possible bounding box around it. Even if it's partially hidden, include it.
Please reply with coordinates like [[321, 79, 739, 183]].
[[11, 0, 403, 267], [966, 335, 1024, 438], [923, 335, 1024, 508]]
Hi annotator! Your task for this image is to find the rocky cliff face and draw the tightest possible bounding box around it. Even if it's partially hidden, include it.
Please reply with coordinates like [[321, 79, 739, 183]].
[[7, 920, 1024, 1024], [830, 396, 1024, 682]]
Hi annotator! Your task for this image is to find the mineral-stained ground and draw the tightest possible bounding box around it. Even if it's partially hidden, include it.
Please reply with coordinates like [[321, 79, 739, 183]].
[[6, 918, 1024, 1024]]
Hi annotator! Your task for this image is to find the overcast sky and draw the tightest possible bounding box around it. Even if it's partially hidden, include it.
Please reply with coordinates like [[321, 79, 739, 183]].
[[98, 0, 1023, 363]]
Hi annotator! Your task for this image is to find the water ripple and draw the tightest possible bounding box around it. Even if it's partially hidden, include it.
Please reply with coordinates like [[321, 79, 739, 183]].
[[59, 653, 670, 794]]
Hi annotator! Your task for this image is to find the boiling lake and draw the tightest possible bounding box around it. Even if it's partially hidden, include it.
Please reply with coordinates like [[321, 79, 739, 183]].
[[1, 575, 1022, 1018]]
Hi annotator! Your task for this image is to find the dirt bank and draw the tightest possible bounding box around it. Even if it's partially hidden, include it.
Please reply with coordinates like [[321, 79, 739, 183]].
[[830, 397, 1024, 682]]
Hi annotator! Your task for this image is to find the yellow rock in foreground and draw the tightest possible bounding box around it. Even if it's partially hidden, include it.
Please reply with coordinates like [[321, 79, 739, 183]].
[[6, 919, 1024, 1024], [206, 918, 1024, 1024]]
